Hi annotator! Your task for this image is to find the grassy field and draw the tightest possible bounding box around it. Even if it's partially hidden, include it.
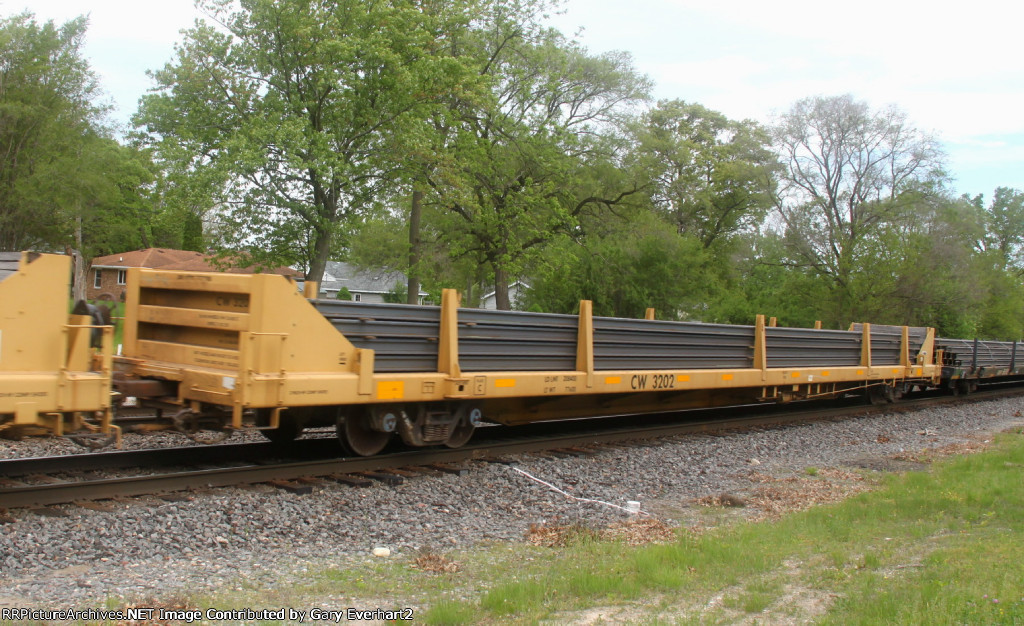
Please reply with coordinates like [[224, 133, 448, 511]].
[[420, 428, 1024, 624], [154, 424, 1024, 625]]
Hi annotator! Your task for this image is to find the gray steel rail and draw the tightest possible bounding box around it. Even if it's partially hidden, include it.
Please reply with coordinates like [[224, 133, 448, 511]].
[[312, 299, 931, 373]]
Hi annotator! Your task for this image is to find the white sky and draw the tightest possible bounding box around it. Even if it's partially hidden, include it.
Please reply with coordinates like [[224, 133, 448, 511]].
[[15, 0, 1024, 199]]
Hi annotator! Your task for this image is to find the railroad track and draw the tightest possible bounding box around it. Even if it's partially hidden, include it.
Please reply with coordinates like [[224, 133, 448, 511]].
[[2, 385, 1022, 510]]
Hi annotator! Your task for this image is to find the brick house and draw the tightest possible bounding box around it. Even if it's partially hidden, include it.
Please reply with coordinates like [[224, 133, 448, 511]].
[[88, 248, 301, 301]]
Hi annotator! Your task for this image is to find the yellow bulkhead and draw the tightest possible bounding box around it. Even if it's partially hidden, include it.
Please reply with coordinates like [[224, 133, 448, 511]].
[[0, 252, 115, 440]]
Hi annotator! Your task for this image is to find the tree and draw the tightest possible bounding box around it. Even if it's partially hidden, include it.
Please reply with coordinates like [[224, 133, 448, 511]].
[[136, 0, 481, 284], [772, 94, 945, 326], [0, 13, 106, 251], [982, 187, 1024, 272], [523, 209, 709, 319], [0, 13, 163, 298], [422, 3, 650, 309], [65, 137, 158, 298], [629, 100, 778, 251]]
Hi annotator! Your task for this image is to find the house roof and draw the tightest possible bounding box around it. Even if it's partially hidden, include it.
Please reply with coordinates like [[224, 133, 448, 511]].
[[320, 261, 427, 296], [158, 257, 301, 277], [0, 252, 21, 282], [482, 280, 531, 301], [90, 248, 300, 277], [91, 248, 204, 269]]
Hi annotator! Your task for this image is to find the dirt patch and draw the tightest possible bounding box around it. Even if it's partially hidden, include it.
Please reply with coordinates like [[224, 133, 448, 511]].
[[526, 517, 676, 548], [697, 468, 870, 522], [410, 550, 460, 574], [602, 518, 677, 545], [848, 457, 929, 472], [890, 439, 991, 463], [542, 602, 654, 625]]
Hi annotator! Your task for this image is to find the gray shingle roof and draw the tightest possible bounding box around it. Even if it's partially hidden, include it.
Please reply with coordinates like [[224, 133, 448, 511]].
[[320, 261, 426, 295], [0, 252, 21, 283]]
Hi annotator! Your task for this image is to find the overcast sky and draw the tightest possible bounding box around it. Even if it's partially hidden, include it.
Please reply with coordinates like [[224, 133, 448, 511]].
[[16, 0, 1024, 199]]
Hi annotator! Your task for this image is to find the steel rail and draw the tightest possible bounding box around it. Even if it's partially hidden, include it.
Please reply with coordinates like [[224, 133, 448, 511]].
[[0, 441, 289, 477], [3, 385, 1023, 509]]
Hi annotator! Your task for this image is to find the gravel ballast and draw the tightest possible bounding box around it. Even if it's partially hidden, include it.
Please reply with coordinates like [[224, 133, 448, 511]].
[[2, 395, 1023, 609]]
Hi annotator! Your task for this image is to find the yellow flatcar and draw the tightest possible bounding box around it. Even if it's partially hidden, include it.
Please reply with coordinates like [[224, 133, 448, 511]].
[[112, 267, 940, 455]]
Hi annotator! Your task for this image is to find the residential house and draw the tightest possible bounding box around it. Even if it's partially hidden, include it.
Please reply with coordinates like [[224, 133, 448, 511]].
[[315, 261, 427, 304], [0, 252, 19, 283], [88, 248, 300, 301], [481, 280, 530, 310]]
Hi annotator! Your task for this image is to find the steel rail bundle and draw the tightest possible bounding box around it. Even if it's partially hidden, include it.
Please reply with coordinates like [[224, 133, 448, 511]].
[[935, 337, 1024, 393]]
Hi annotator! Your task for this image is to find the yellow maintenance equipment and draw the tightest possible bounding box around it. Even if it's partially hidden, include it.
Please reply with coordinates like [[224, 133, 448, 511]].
[[0, 252, 116, 443], [114, 267, 940, 454]]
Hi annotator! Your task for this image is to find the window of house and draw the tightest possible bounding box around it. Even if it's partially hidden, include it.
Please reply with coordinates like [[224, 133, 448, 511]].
[[94, 270, 102, 289], [354, 293, 361, 302], [117, 269, 127, 285]]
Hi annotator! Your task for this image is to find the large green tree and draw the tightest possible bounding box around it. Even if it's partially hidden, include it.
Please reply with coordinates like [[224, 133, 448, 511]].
[[961, 188, 1024, 338], [629, 100, 778, 251], [0, 13, 105, 251], [772, 94, 946, 326], [1, 13, 160, 298], [421, 2, 650, 309], [524, 209, 709, 319], [981, 187, 1024, 272], [136, 0, 481, 283]]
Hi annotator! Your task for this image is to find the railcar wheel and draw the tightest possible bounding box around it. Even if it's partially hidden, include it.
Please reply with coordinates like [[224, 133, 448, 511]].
[[868, 383, 903, 405], [337, 407, 392, 456], [445, 406, 481, 448], [868, 385, 889, 405], [954, 379, 974, 395]]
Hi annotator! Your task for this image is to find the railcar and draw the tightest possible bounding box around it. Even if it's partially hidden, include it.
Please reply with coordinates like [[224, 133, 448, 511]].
[[0, 252, 116, 443], [934, 337, 1024, 393], [110, 265, 941, 455], [7, 253, 1020, 455]]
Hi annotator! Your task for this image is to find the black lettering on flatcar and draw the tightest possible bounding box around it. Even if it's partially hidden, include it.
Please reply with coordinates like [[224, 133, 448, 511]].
[[651, 374, 675, 389], [631, 374, 647, 390], [214, 296, 248, 309]]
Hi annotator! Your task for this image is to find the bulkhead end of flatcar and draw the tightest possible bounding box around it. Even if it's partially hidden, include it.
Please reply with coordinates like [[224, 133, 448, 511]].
[[0, 252, 115, 444]]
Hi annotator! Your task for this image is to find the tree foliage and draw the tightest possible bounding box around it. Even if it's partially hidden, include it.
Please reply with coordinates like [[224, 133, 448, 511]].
[[0, 13, 103, 251], [0, 12, 163, 301], [420, 1, 650, 309], [981, 187, 1024, 272], [136, 0, 482, 283], [523, 209, 708, 319], [629, 100, 778, 251], [772, 94, 946, 326]]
